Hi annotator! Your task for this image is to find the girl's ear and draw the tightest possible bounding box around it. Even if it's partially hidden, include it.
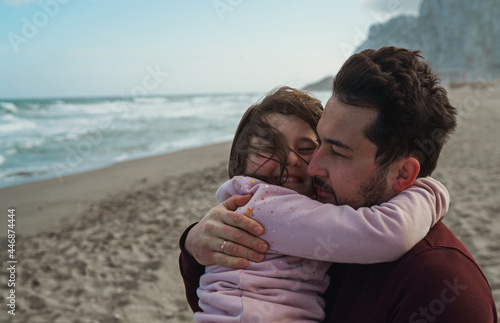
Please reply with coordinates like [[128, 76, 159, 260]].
[[392, 157, 420, 193]]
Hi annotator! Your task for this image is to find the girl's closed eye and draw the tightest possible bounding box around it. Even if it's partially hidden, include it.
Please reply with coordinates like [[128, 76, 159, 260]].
[[298, 146, 316, 154], [297, 147, 316, 161], [297, 138, 318, 154]]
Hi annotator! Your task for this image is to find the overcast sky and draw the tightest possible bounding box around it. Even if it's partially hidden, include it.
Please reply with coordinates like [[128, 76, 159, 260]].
[[0, 0, 422, 99]]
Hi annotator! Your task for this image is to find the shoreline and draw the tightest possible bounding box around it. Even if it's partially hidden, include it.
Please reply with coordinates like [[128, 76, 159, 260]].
[[0, 141, 235, 190], [0, 141, 231, 238]]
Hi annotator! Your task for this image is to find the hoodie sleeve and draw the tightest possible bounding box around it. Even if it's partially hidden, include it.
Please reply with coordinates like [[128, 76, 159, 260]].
[[221, 176, 449, 264]]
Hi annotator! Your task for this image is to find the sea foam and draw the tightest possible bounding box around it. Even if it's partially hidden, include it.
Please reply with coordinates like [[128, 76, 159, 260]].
[[0, 91, 331, 188]]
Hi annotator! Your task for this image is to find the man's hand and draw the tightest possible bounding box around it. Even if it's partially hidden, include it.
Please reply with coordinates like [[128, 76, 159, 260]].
[[185, 194, 269, 268]]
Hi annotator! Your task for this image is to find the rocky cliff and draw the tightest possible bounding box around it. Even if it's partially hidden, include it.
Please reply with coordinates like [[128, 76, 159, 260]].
[[302, 76, 334, 92], [355, 0, 500, 83]]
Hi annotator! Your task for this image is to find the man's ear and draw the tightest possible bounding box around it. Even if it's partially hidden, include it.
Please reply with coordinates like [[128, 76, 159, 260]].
[[392, 157, 420, 193]]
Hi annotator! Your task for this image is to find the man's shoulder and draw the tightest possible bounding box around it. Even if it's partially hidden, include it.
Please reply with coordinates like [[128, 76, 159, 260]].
[[385, 221, 497, 322], [394, 220, 483, 279], [402, 220, 474, 262], [323, 222, 498, 322]]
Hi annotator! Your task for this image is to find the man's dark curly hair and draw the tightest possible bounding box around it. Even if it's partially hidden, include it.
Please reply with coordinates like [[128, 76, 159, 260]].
[[333, 46, 457, 177]]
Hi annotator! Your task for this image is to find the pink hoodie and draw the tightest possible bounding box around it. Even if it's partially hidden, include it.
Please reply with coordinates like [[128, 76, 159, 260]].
[[195, 176, 449, 322]]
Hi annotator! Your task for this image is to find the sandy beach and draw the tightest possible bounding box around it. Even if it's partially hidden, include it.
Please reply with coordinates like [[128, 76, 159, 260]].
[[1, 86, 499, 322]]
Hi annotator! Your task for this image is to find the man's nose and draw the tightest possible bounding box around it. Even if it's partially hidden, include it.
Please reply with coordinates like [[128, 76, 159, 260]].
[[307, 147, 327, 178]]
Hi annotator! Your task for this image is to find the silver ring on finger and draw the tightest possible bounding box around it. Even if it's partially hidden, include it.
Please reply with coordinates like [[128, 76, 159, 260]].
[[220, 240, 228, 254]]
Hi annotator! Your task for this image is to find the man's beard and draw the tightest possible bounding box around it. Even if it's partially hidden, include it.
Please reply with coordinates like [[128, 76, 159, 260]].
[[357, 166, 389, 208], [316, 166, 389, 209]]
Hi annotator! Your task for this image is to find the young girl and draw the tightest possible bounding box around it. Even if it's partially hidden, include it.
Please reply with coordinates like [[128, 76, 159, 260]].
[[194, 87, 449, 322]]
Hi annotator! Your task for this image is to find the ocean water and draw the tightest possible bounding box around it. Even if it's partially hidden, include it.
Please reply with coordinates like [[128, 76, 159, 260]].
[[0, 91, 331, 188]]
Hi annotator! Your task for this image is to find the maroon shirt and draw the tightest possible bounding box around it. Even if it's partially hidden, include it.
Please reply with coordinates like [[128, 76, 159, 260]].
[[179, 221, 497, 322]]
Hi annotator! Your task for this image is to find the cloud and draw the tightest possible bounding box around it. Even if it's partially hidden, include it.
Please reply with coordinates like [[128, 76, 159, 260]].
[[360, 0, 423, 16]]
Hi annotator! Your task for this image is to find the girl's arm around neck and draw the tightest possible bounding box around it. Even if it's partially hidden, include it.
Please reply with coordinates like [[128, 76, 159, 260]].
[[219, 176, 449, 264]]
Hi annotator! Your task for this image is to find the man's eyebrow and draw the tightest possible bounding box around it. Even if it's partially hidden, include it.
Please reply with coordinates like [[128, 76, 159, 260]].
[[324, 138, 353, 151]]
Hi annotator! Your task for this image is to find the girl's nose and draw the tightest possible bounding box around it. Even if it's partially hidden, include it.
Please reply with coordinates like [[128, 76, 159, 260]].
[[287, 149, 301, 167]]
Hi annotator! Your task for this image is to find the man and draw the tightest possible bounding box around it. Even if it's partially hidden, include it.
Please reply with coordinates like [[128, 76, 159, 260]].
[[179, 47, 497, 321]]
